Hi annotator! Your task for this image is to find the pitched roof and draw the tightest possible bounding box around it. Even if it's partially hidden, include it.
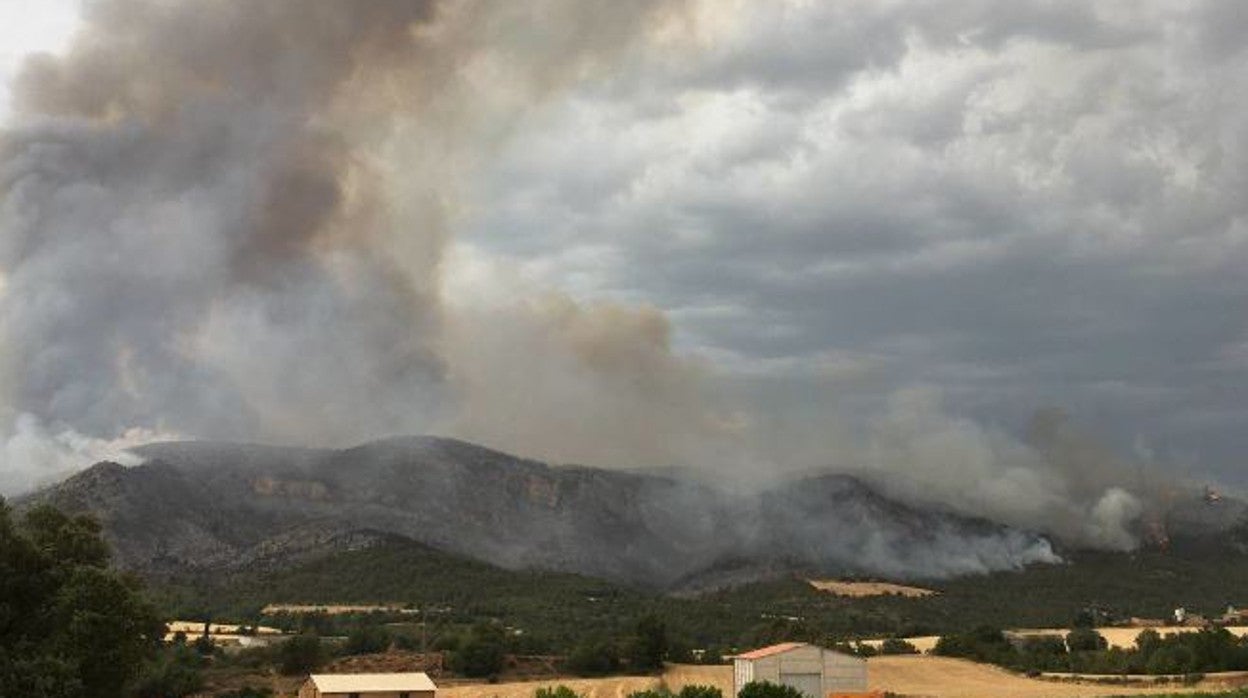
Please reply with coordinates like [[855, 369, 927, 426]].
[[308, 672, 437, 693], [733, 642, 808, 660]]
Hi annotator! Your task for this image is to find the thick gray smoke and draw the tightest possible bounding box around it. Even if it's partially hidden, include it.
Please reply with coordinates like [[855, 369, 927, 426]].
[[0, 0, 717, 487], [849, 391, 1156, 551], [0, 0, 1191, 561]]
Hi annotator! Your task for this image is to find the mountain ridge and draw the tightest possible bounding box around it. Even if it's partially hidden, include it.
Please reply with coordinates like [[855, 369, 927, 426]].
[[20, 436, 1080, 589]]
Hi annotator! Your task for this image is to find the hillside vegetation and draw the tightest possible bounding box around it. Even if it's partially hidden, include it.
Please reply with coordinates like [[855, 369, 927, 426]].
[[153, 535, 1248, 655]]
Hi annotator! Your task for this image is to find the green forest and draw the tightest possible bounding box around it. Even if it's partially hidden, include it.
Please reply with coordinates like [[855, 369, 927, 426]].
[[152, 536, 1248, 656], [11, 496, 1248, 697]]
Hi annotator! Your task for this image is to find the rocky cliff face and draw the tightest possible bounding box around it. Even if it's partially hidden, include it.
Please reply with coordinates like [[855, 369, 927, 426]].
[[28, 436, 1060, 588]]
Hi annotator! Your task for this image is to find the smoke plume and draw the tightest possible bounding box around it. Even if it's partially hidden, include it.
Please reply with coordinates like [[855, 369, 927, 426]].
[[0, 0, 1196, 562], [0, 0, 717, 488]]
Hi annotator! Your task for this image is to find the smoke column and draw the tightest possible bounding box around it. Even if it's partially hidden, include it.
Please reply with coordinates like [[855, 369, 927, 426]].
[[0, 0, 1189, 559], [0, 0, 721, 488]]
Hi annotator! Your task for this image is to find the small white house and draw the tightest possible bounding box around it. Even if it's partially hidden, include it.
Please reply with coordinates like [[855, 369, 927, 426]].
[[732, 642, 867, 698], [299, 672, 437, 698]]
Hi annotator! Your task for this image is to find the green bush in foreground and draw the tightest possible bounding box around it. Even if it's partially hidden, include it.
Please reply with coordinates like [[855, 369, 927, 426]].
[[625, 685, 723, 698], [130, 644, 205, 698], [677, 685, 723, 698], [737, 681, 805, 698], [0, 501, 165, 698], [535, 686, 581, 698]]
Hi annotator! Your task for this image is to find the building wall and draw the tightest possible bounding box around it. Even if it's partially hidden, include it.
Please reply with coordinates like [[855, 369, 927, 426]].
[[734, 646, 866, 697], [821, 650, 867, 693], [733, 657, 755, 695], [300, 686, 435, 698]]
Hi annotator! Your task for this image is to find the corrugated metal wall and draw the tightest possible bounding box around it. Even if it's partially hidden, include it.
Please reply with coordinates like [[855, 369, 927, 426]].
[[733, 645, 867, 697]]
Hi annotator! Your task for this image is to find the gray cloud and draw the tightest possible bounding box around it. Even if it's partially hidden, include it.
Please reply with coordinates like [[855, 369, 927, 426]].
[[466, 0, 1248, 480]]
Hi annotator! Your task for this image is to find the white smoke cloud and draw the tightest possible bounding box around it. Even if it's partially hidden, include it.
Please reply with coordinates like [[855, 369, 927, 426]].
[[0, 412, 174, 494], [847, 388, 1149, 551]]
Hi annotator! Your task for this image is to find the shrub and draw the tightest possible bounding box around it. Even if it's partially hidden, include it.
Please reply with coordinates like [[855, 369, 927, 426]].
[[344, 625, 392, 655], [626, 690, 673, 698], [130, 645, 205, 698], [628, 615, 669, 672], [853, 642, 879, 658], [567, 640, 621, 676], [737, 681, 805, 698], [1066, 628, 1108, 652], [679, 684, 723, 698], [536, 685, 582, 698], [880, 638, 919, 655], [278, 634, 326, 676], [452, 623, 506, 678]]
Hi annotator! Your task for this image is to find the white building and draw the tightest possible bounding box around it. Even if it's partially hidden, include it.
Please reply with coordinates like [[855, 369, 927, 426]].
[[299, 672, 437, 698], [732, 642, 867, 698]]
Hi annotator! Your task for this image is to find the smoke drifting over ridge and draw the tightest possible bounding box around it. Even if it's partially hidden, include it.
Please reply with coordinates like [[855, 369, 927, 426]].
[[0, 0, 1208, 559], [0, 0, 721, 482]]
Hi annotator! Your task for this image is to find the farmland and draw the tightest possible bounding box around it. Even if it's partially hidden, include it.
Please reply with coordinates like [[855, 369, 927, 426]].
[[434, 661, 1236, 698], [807, 580, 938, 598], [441, 675, 664, 698], [861, 656, 1232, 698], [860, 627, 1248, 654]]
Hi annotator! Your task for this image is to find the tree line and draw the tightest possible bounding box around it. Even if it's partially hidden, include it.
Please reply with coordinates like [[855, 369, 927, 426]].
[[934, 624, 1248, 677]]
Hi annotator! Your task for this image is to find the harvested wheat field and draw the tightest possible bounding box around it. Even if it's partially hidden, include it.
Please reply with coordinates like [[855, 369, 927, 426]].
[[439, 667, 733, 698], [440, 675, 664, 698], [860, 635, 942, 653], [866, 655, 1216, 698], [662, 664, 734, 695], [440, 659, 1224, 698], [664, 660, 1191, 698], [807, 580, 938, 598]]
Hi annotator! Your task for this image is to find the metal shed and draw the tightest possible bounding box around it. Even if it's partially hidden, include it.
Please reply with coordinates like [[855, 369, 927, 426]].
[[299, 672, 437, 698], [732, 642, 867, 698]]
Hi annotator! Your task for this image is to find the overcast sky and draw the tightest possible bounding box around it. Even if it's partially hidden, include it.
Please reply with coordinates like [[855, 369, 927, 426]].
[[453, 1, 1248, 480], [1, 1, 1246, 495]]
